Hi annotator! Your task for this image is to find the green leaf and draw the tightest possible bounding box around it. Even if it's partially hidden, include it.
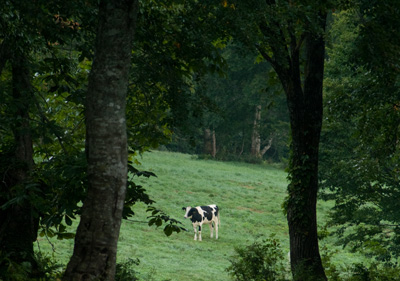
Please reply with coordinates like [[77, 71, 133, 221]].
[[164, 225, 173, 236], [65, 215, 73, 226]]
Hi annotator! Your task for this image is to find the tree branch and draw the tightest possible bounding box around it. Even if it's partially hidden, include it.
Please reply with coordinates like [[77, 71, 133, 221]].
[[260, 137, 273, 157]]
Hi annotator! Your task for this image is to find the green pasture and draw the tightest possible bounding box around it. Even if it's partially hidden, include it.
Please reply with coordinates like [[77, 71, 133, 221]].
[[36, 150, 359, 280]]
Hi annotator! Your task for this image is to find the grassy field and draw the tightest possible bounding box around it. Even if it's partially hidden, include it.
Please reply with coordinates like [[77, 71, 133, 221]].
[[36, 150, 358, 280]]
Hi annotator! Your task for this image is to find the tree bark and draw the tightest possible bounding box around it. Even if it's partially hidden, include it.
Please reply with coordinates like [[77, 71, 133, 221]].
[[204, 128, 212, 155], [0, 55, 37, 268], [212, 129, 217, 157], [285, 21, 327, 281], [204, 128, 216, 158], [257, 7, 328, 281], [260, 137, 273, 157], [251, 105, 272, 159], [251, 105, 262, 158], [63, 1, 138, 280]]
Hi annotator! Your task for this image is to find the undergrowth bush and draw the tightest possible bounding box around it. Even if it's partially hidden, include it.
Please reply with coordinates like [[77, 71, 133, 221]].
[[322, 246, 400, 281], [0, 252, 62, 281], [227, 238, 400, 281], [115, 258, 140, 281], [226, 236, 289, 281], [339, 263, 400, 281]]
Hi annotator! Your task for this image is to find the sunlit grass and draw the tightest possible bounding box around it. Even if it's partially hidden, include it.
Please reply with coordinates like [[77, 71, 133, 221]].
[[116, 151, 290, 280], [36, 150, 358, 280]]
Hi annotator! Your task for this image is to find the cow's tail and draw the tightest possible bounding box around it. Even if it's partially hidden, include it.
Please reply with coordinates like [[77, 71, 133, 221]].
[[218, 208, 221, 226]]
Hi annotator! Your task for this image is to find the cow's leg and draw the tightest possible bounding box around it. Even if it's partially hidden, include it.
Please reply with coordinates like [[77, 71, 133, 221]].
[[214, 219, 219, 239], [198, 225, 202, 241], [193, 225, 197, 240], [209, 223, 213, 238]]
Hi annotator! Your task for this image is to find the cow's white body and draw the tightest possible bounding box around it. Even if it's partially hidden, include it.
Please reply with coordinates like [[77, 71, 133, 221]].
[[182, 204, 220, 241]]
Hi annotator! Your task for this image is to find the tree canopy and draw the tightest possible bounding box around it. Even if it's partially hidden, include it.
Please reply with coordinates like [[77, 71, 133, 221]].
[[320, 2, 400, 262]]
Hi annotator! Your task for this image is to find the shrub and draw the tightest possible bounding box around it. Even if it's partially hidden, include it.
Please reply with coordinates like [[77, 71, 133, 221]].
[[321, 247, 400, 281], [345, 263, 400, 281], [0, 252, 62, 281], [226, 236, 288, 281], [115, 258, 140, 281]]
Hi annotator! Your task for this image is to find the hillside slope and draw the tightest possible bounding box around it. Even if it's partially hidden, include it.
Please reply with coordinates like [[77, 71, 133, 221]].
[[37, 151, 353, 280], [119, 151, 289, 280]]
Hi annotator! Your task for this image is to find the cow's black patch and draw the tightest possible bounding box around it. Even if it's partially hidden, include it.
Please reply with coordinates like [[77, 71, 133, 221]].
[[201, 206, 213, 221], [214, 206, 219, 217], [188, 208, 202, 223]]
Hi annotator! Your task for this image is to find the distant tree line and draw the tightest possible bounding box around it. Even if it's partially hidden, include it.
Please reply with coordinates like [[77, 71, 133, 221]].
[[166, 43, 290, 164]]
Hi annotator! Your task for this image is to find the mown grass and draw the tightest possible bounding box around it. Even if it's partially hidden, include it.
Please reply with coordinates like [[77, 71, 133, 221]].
[[36, 150, 358, 280]]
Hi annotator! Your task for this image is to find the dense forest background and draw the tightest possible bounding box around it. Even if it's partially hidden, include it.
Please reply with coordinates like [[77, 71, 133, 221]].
[[166, 43, 290, 163], [1, 0, 400, 280]]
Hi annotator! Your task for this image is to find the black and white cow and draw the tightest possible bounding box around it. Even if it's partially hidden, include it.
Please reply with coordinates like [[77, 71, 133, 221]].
[[182, 204, 220, 241]]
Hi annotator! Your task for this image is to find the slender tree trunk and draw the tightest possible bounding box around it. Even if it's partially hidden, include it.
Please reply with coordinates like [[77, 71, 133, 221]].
[[0, 55, 37, 268], [251, 105, 273, 158], [204, 128, 212, 155], [63, 1, 138, 280], [285, 22, 327, 281], [204, 128, 216, 157], [260, 137, 273, 157], [238, 136, 245, 157], [212, 129, 217, 158], [251, 105, 262, 158]]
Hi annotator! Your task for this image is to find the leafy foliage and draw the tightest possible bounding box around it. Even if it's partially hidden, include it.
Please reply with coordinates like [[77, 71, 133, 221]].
[[147, 206, 187, 236], [320, 6, 400, 260], [127, 0, 229, 152], [0, 252, 63, 281], [1, 0, 227, 253], [115, 258, 140, 281], [226, 236, 288, 281]]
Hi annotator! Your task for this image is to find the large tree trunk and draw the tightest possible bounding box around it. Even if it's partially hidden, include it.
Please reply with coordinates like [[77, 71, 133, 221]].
[[285, 22, 327, 281], [257, 7, 328, 280], [0, 55, 37, 268], [253, 2, 327, 278], [63, 1, 138, 280]]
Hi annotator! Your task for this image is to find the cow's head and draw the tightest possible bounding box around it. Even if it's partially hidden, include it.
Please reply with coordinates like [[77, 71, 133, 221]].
[[182, 206, 192, 218]]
